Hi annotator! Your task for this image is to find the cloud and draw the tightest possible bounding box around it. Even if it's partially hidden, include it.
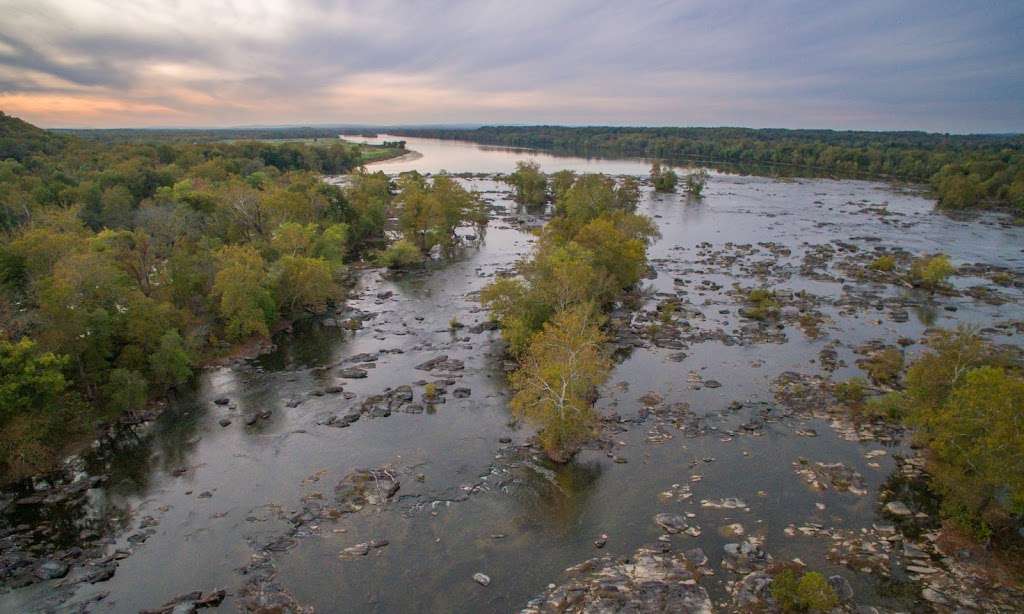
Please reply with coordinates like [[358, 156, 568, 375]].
[[0, 0, 1020, 131]]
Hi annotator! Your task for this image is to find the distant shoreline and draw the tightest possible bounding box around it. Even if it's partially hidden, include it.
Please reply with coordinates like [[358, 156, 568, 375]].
[[365, 149, 423, 166]]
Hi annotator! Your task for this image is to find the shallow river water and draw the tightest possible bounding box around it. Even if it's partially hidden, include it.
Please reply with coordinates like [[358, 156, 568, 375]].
[[2, 137, 1023, 613]]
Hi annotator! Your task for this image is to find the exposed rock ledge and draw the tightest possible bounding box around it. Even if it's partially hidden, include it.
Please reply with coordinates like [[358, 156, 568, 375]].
[[520, 545, 712, 613]]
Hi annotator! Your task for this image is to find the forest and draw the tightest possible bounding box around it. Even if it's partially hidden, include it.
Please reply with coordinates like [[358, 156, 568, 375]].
[[0, 112, 406, 478], [394, 125, 1024, 211]]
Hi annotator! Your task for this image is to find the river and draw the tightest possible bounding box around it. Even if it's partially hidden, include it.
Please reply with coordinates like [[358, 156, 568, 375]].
[[2, 137, 1022, 612]]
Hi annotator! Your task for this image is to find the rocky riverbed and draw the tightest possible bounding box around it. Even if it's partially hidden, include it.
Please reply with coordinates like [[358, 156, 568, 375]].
[[2, 139, 1023, 612]]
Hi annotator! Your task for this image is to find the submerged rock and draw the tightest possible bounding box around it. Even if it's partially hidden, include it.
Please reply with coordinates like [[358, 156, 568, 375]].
[[473, 572, 491, 586], [334, 468, 400, 512], [654, 513, 688, 534], [338, 367, 368, 379]]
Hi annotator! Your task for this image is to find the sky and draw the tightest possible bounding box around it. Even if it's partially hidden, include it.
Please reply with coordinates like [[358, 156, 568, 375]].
[[0, 0, 1021, 132]]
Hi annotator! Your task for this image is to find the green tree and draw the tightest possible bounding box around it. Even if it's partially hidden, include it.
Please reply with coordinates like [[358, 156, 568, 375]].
[[397, 173, 486, 254], [650, 161, 678, 192], [376, 239, 424, 269], [271, 222, 318, 256], [149, 329, 193, 389], [103, 368, 148, 413], [684, 169, 709, 196], [506, 160, 548, 205], [0, 338, 68, 422], [316, 223, 349, 265], [550, 170, 577, 202], [212, 245, 276, 340], [272, 255, 336, 315]]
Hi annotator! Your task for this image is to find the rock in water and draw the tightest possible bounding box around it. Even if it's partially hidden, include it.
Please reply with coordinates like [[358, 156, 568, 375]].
[[334, 467, 400, 512], [520, 546, 712, 613], [654, 512, 688, 534], [884, 500, 912, 516]]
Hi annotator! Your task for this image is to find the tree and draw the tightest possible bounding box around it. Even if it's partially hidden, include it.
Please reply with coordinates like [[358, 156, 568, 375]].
[[396, 173, 486, 254], [376, 239, 424, 269], [272, 255, 336, 315], [345, 170, 391, 243], [149, 329, 193, 389], [510, 305, 610, 462], [922, 366, 1024, 537], [271, 222, 318, 256], [650, 161, 678, 192], [506, 160, 548, 205], [550, 170, 577, 203], [103, 368, 148, 413], [0, 338, 68, 422], [316, 223, 349, 265], [684, 169, 709, 196], [212, 245, 276, 340]]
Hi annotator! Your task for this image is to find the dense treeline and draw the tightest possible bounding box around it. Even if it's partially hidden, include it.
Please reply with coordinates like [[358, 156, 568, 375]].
[[395, 126, 1024, 211], [55, 126, 355, 144], [0, 111, 397, 479], [483, 168, 657, 461]]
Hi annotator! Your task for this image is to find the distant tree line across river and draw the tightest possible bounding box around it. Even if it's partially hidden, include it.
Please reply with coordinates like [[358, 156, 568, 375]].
[[391, 125, 1024, 212]]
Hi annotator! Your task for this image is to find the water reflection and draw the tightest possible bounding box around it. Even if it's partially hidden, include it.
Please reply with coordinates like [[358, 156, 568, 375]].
[[510, 456, 605, 537]]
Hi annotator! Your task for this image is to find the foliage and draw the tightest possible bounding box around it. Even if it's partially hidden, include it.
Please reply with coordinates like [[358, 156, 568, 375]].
[[550, 170, 577, 202], [483, 173, 653, 461], [742, 287, 780, 321], [103, 368, 148, 413], [909, 254, 955, 289], [149, 330, 192, 389], [376, 239, 424, 269], [885, 328, 1024, 540], [0, 338, 81, 478], [684, 169, 709, 196], [506, 160, 548, 205], [212, 245, 277, 340], [483, 174, 655, 356], [396, 172, 487, 254], [0, 113, 389, 479], [272, 255, 337, 315], [396, 125, 1024, 211], [834, 377, 867, 407], [650, 161, 678, 192], [510, 305, 610, 462], [0, 338, 68, 421], [771, 569, 839, 613], [861, 348, 904, 385], [869, 255, 897, 272]]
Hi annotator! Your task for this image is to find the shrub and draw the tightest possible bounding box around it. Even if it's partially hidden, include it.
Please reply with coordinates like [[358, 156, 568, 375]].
[[862, 391, 908, 420], [376, 239, 423, 269], [869, 255, 896, 272], [834, 377, 867, 406], [650, 161, 678, 192], [743, 287, 780, 321], [685, 169, 709, 196], [771, 569, 839, 613], [861, 348, 903, 385], [909, 254, 955, 289]]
